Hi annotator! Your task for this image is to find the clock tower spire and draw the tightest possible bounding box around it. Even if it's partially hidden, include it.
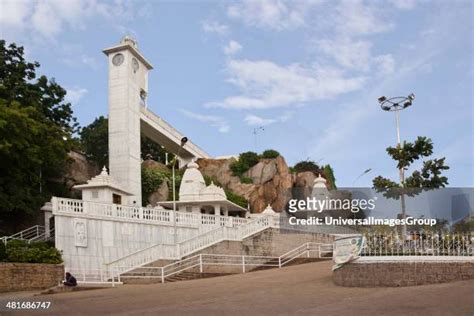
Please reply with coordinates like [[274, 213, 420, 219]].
[[103, 37, 153, 205]]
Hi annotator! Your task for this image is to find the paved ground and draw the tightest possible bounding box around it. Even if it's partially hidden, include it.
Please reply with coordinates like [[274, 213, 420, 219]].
[[1, 261, 473, 316]]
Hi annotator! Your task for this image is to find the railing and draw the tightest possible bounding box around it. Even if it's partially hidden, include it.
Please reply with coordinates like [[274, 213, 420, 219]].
[[361, 232, 474, 256], [140, 106, 210, 158], [106, 215, 277, 277], [53, 197, 248, 228], [113, 242, 333, 283], [1, 225, 46, 245]]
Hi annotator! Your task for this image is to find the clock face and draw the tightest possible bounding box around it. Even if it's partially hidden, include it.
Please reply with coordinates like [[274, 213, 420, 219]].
[[112, 53, 124, 66], [132, 58, 139, 72]]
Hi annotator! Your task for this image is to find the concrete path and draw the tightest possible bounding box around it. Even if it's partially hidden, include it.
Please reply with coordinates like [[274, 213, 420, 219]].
[[2, 261, 473, 315]]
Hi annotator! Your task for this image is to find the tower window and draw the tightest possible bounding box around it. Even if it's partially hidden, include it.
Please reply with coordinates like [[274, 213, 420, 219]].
[[140, 89, 147, 107]]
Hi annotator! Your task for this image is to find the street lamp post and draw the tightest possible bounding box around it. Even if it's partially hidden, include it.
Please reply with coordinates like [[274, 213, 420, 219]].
[[352, 168, 372, 186], [172, 136, 188, 244], [378, 93, 415, 237]]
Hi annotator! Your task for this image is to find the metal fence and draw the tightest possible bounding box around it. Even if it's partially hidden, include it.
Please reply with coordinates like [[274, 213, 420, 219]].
[[361, 231, 474, 256]]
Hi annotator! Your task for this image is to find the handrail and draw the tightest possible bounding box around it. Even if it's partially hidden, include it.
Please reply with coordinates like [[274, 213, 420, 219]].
[[115, 242, 333, 283], [105, 215, 277, 276], [53, 197, 247, 228], [1, 225, 46, 245]]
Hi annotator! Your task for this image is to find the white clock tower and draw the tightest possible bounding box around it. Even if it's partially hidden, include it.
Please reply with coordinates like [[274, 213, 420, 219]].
[[103, 37, 153, 205]]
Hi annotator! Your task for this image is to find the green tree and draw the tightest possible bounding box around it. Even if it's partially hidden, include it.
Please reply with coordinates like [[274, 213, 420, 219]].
[[372, 136, 449, 199], [0, 41, 76, 230], [80, 116, 108, 168], [80, 116, 174, 167], [230, 151, 260, 177], [261, 149, 280, 159], [141, 166, 169, 206], [293, 160, 321, 174], [322, 164, 337, 189]]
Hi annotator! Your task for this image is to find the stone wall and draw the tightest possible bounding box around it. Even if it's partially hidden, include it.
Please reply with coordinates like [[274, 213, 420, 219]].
[[183, 228, 334, 274], [333, 260, 474, 287], [0, 263, 64, 292]]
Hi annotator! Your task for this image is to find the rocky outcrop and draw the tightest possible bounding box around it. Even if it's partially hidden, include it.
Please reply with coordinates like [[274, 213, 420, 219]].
[[293, 171, 316, 200], [148, 182, 169, 206], [64, 151, 99, 189], [142, 160, 171, 205], [245, 157, 293, 213], [196, 158, 256, 199], [198, 156, 302, 214]]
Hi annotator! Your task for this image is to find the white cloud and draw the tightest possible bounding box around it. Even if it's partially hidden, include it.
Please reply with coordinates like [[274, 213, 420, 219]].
[[244, 114, 277, 126], [315, 37, 395, 74], [316, 37, 372, 71], [244, 111, 294, 126], [65, 87, 88, 104], [333, 0, 393, 36], [227, 0, 307, 31], [179, 109, 230, 133], [223, 40, 242, 55], [201, 19, 229, 36], [0, 0, 144, 41], [205, 59, 366, 109], [0, 0, 31, 30]]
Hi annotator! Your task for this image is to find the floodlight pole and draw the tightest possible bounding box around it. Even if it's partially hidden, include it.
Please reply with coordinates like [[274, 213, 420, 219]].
[[378, 94, 415, 238]]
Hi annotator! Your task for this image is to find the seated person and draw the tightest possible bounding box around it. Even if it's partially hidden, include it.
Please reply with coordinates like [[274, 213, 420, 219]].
[[63, 272, 77, 287]]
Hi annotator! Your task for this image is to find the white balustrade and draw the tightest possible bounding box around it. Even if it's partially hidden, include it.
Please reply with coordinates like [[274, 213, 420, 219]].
[[52, 197, 247, 229], [105, 214, 277, 276]]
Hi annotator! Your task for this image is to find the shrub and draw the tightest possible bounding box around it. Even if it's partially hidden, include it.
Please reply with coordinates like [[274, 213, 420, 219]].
[[322, 164, 337, 189], [230, 151, 260, 177], [240, 176, 253, 184], [293, 160, 320, 174], [5, 240, 62, 264], [240, 151, 260, 167], [261, 149, 280, 159], [225, 190, 248, 209], [142, 167, 170, 206], [0, 242, 6, 261]]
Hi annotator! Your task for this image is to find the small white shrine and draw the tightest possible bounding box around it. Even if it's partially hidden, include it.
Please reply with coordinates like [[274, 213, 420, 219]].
[[159, 161, 247, 217], [73, 167, 134, 205]]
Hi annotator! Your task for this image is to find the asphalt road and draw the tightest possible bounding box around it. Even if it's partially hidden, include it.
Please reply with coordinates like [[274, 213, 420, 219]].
[[2, 261, 473, 316]]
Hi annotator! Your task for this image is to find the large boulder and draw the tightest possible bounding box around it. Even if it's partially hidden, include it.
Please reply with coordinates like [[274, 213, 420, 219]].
[[64, 151, 99, 189], [196, 158, 255, 199], [142, 160, 171, 205], [148, 181, 169, 206], [293, 171, 316, 200], [198, 156, 293, 213]]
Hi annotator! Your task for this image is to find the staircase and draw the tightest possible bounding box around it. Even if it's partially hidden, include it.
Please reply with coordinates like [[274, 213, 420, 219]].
[[0, 225, 54, 245], [117, 242, 333, 284], [106, 215, 277, 279]]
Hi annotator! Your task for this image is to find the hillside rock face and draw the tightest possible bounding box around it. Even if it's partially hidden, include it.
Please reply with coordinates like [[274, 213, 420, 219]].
[[65, 151, 99, 189], [198, 156, 312, 213], [66, 152, 326, 214]]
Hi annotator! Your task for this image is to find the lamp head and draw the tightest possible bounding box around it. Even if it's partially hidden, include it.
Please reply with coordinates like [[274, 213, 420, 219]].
[[378, 96, 387, 103], [408, 93, 415, 101], [180, 137, 188, 147]]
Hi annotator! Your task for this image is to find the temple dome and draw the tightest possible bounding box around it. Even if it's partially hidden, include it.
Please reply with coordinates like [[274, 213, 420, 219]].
[[179, 161, 206, 201], [313, 174, 327, 188], [262, 204, 277, 215], [200, 182, 226, 201]]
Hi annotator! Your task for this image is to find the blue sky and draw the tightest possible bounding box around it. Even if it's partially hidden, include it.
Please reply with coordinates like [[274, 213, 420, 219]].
[[1, 0, 473, 187]]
